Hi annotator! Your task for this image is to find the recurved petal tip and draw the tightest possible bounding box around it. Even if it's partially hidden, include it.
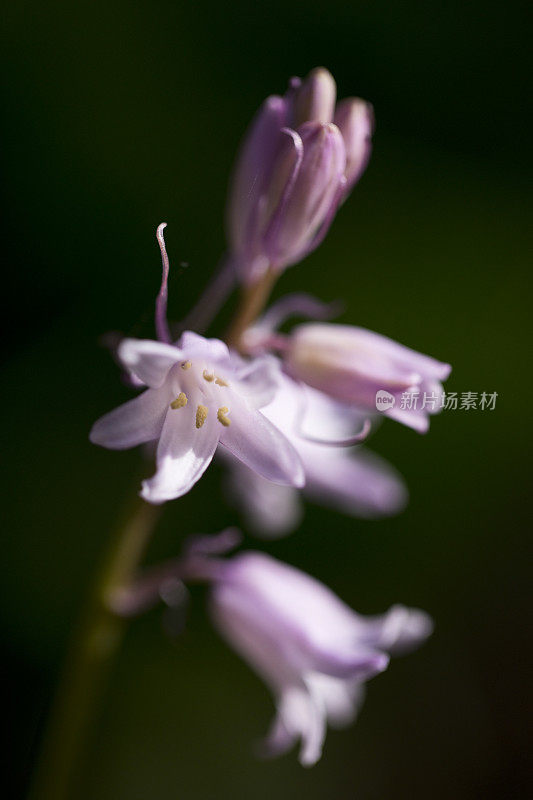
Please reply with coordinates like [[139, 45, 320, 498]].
[[361, 605, 434, 656]]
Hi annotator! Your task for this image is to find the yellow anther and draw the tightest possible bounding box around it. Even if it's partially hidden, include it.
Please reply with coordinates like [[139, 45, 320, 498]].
[[215, 376, 229, 387], [170, 392, 188, 409], [181, 360, 192, 370], [196, 405, 208, 428], [203, 369, 215, 382], [217, 406, 231, 427]]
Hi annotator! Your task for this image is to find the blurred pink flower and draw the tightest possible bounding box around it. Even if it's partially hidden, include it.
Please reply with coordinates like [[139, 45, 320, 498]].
[[210, 551, 433, 765], [224, 371, 407, 537]]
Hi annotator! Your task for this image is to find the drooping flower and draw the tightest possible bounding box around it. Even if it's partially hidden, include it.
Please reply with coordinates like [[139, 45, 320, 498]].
[[209, 551, 433, 765], [243, 293, 451, 435], [226, 67, 374, 283], [282, 323, 451, 432], [224, 370, 407, 537], [90, 332, 304, 503]]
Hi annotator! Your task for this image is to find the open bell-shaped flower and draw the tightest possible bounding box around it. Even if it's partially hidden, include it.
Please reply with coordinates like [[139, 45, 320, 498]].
[[210, 551, 433, 765], [90, 332, 304, 503], [226, 67, 374, 283]]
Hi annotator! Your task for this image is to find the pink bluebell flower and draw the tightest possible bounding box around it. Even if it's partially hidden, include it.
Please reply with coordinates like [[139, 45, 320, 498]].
[[224, 371, 407, 537], [210, 551, 433, 765], [90, 333, 304, 503], [246, 297, 451, 434], [226, 67, 374, 283], [243, 294, 451, 433], [282, 323, 451, 432]]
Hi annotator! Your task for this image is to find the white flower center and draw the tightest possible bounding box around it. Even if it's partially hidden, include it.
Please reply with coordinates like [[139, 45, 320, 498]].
[[169, 359, 232, 428]]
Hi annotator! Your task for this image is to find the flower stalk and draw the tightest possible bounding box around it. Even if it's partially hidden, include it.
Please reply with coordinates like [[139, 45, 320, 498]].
[[30, 495, 160, 800], [225, 266, 279, 350]]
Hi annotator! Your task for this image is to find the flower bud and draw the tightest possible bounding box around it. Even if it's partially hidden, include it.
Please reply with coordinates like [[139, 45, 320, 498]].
[[226, 69, 373, 283], [334, 98, 374, 194], [264, 121, 346, 268]]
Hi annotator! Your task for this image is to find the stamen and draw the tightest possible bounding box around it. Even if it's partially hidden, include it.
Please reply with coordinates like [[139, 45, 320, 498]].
[[196, 405, 208, 428], [217, 406, 231, 427], [203, 369, 215, 382], [170, 392, 188, 409], [215, 376, 229, 387], [181, 361, 192, 370]]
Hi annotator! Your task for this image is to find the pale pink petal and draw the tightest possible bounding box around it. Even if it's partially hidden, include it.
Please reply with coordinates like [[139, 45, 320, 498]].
[[291, 67, 337, 126], [334, 97, 374, 193], [224, 457, 303, 537], [385, 405, 430, 433], [224, 553, 388, 678], [303, 447, 408, 519], [356, 605, 434, 656], [346, 327, 451, 382], [218, 397, 305, 487], [177, 331, 230, 364], [274, 687, 326, 767], [260, 704, 296, 758], [234, 354, 281, 409], [90, 386, 170, 450], [306, 673, 365, 728], [141, 401, 220, 503], [227, 95, 289, 257], [118, 338, 182, 388]]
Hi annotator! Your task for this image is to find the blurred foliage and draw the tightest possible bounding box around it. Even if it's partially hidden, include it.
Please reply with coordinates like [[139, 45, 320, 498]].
[[2, 1, 531, 798]]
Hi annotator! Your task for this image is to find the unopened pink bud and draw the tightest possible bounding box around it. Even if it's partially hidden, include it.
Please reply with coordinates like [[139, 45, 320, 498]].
[[226, 70, 374, 283]]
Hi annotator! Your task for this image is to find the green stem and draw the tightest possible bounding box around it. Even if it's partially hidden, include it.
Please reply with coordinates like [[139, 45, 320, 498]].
[[29, 494, 161, 800], [225, 266, 279, 350]]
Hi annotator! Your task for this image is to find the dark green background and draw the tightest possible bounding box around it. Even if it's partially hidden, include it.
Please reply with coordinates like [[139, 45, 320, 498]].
[[3, 1, 531, 798]]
